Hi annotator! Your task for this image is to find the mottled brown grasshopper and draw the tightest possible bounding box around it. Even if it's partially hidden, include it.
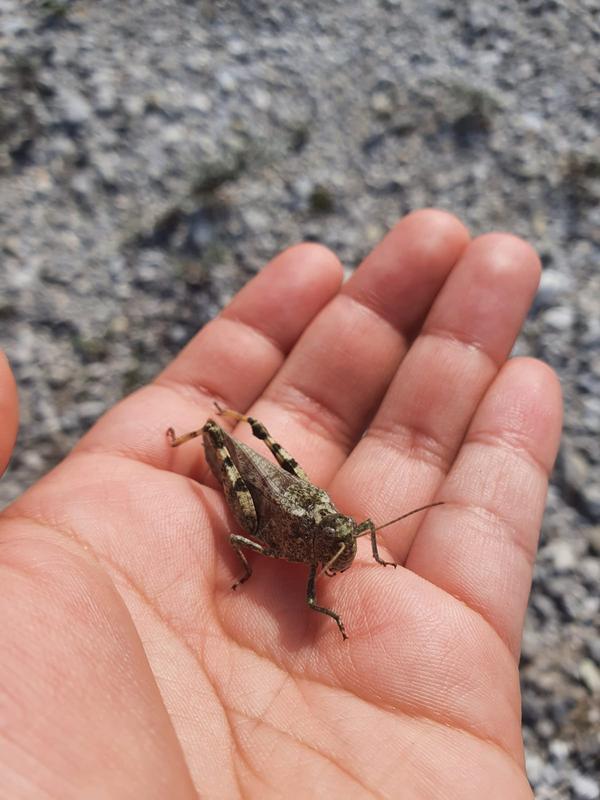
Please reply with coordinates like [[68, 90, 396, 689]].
[[167, 403, 442, 640]]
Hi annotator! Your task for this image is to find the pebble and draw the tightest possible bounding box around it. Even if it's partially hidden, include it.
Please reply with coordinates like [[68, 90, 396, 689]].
[[371, 91, 394, 117], [535, 268, 573, 309], [57, 88, 92, 126], [546, 540, 577, 571], [579, 659, 600, 694], [572, 774, 600, 800], [582, 484, 600, 518], [549, 739, 570, 761], [217, 69, 237, 93], [525, 752, 544, 784], [543, 305, 576, 331]]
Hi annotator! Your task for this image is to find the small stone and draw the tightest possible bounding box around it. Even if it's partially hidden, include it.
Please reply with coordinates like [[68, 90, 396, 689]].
[[581, 396, 600, 433], [123, 95, 145, 116], [162, 124, 187, 145], [531, 591, 556, 620], [581, 595, 600, 620], [582, 484, 600, 517], [371, 90, 394, 117], [590, 355, 600, 379], [579, 659, 600, 694], [543, 305, 575, 331], [21, 450, 45, 471], [549, 739, 570, 760], [32, 167, 52, 193], [292, 177, 312, 200], [581, 556, 600, 583], [572, 773, 600, 800], [109, 315, 129, 335], [250, 87, 271, 111], [227, 38, 248, 57], [535, 718, 555, 740], [588, 527, 600, 556], [58, 88, 92, 126], [3, 236, 21, 257], [1, 14, 28, 35], [244, 207, 270, 232], [217, 69, 237, 93], [184, 52, 209, 72], [169, 324, 188, 344], [95, 80, 117, 114], [546, 540, 577, 571], [71, 172, 94, 198], [93, 153, 120, 186], [78, 401, 108, 421], [519, 111, 544, 133], [535, 269, 572, 308], [525, 751, 544, 784], [189, 93, 211, 113]]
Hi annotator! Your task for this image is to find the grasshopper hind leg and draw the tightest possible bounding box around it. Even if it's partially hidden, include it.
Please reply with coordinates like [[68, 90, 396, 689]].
[[201, 420, 259, 535], [229, 534, 275, 590], [203, 421, 276, 589], [215, 402, 309, 481], [167, 416, 277, 590]]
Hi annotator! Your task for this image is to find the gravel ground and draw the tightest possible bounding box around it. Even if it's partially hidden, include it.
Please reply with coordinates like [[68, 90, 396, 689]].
[[1, 1, 599, 796]]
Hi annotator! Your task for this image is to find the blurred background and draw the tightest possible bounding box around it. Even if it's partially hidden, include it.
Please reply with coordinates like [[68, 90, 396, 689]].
[[0, 1, 598, 795]]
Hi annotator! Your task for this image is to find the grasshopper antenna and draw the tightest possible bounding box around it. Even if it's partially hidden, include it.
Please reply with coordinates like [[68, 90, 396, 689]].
[[355, 501, 444, 537], [373, 501, 444, 532]]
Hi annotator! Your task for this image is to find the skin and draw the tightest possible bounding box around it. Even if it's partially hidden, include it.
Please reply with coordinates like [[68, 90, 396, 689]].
[[0, 351, 18, 476], [0, 210, 562, 799]]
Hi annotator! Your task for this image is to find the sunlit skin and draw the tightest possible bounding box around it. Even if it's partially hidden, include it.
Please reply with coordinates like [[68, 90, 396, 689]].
[[0, 210, 562, 798]]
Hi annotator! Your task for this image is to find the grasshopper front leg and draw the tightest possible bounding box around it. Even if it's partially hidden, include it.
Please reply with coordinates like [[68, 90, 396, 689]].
[[306, 563, 348, 640], [229, 534, 276, 589], [355, 519, 397, 568]]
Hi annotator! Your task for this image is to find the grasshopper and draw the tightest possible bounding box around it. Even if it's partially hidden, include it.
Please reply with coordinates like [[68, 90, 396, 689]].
[[167, 403, 442, 640]]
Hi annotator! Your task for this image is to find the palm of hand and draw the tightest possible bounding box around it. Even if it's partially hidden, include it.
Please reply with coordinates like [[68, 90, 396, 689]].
[[0, 212, 561, 799]]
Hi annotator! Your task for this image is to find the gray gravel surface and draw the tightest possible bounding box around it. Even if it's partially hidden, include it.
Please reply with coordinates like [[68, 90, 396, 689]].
[[1, 1, 599, 796]]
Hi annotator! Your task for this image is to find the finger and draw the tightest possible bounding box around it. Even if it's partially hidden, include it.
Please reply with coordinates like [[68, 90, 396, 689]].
[[406, 358, 562, 657], [332, 234, 541, 560], [0, 352, 19, 477], [236, 210, 470, 483], [73, 244, 343, 473]]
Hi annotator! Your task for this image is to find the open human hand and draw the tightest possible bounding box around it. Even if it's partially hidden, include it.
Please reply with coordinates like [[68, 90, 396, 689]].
[[0, 210, 562, 798]]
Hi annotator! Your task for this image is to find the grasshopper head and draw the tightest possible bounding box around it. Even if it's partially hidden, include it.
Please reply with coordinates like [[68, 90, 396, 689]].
[[316, 514, 358, 574]]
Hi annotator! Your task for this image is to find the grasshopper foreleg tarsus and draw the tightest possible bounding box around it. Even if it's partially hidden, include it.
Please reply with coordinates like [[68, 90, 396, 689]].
[[307, 563, 348, 640], [355, 519, 398, 568], [229, 534, 268, 589], [214, 403, 309, 481]]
